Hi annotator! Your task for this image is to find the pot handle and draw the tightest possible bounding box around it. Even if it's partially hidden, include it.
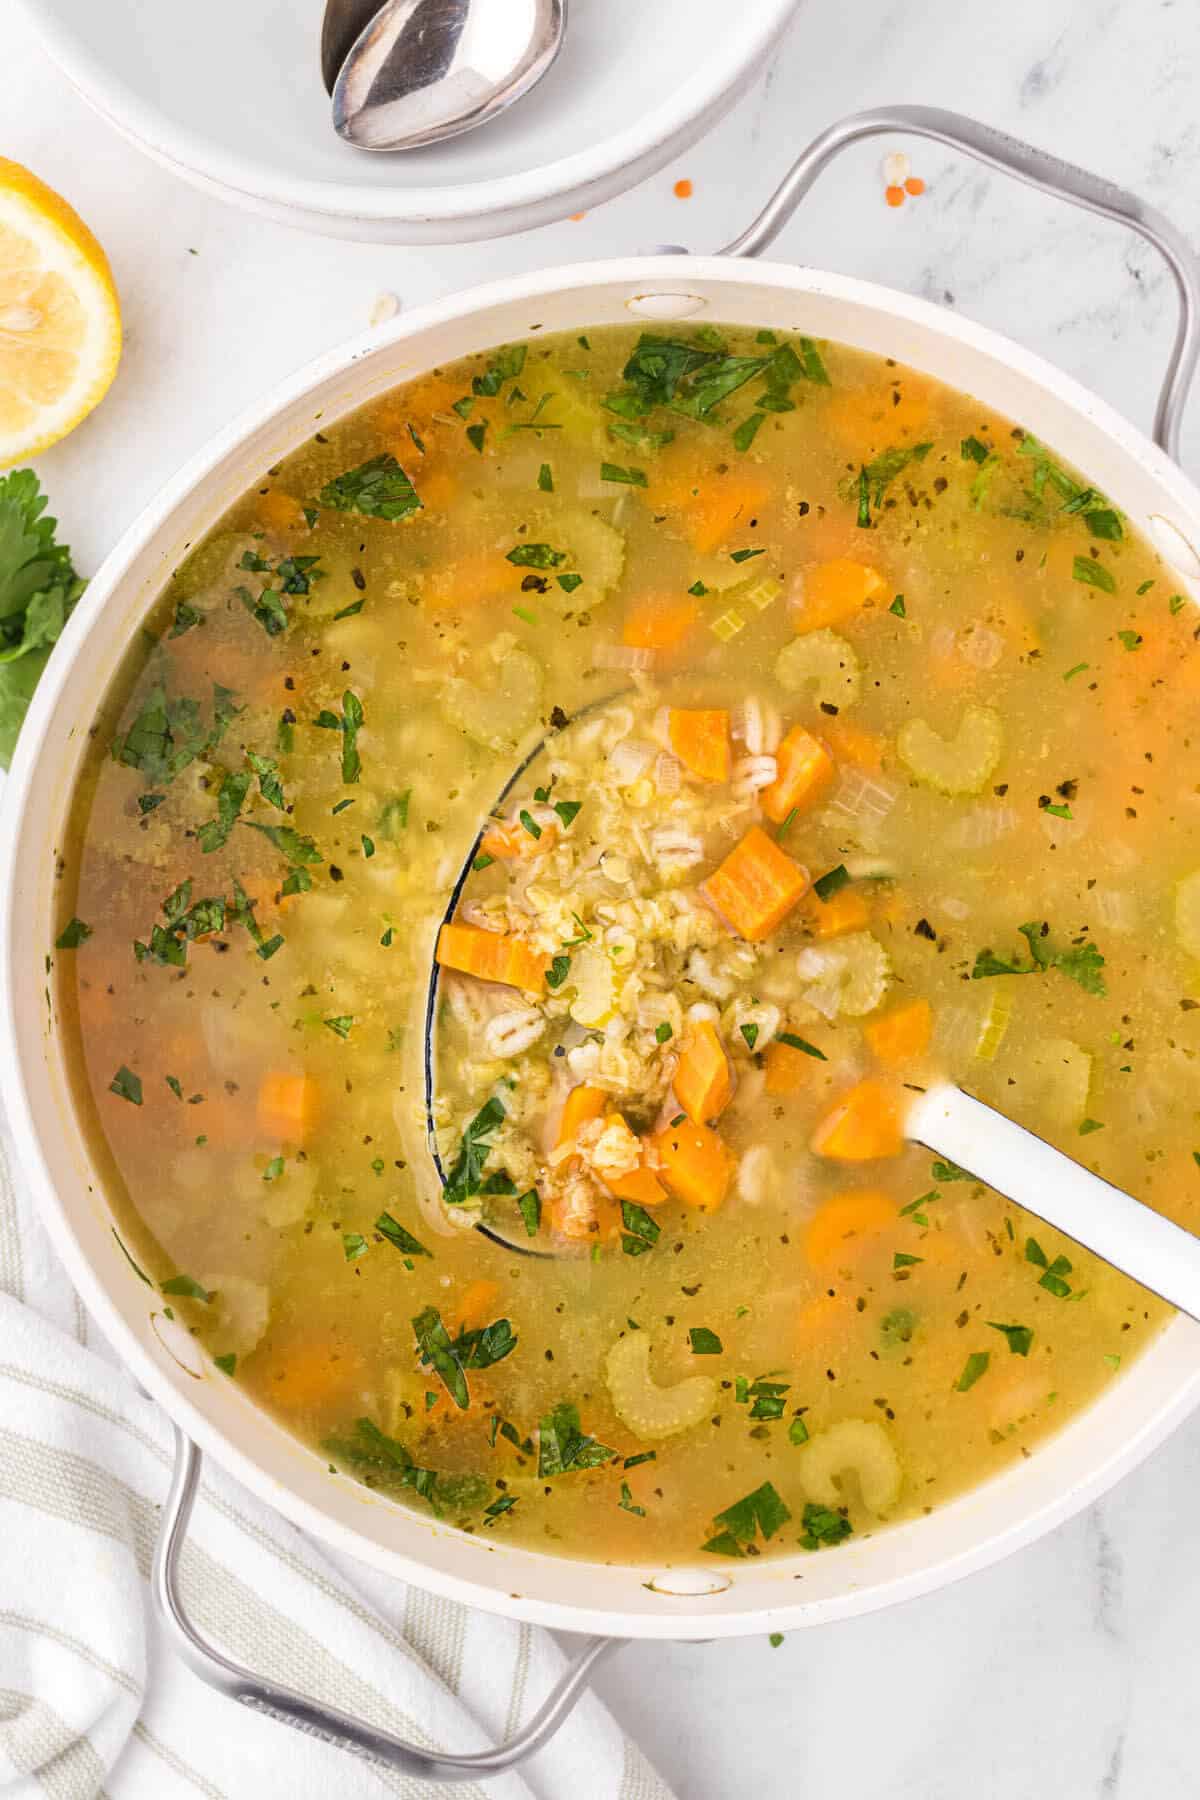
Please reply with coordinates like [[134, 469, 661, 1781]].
[[151, 1425, 621, 1781], [720, 104, 1200, 461]]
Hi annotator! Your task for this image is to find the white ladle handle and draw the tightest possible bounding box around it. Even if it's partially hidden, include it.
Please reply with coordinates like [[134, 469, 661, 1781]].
[[909, 1084, 1200, 1321]]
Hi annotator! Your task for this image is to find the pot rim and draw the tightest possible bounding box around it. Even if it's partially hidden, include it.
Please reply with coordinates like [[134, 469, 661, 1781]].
[[6, 252, 1200, 1639]]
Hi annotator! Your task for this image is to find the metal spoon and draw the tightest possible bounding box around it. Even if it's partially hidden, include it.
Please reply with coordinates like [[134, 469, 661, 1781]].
[[321, 0, 385, 95], [332, 0, 565, 152]]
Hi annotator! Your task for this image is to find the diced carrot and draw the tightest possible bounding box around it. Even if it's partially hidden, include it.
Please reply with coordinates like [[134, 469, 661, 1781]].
[[668, 708, 730, 783], [651, 1117, 734, 1212], [863, 999, 933, 1066], [548, 1185, 620, 1243], [414, 464, 456, 513], [424, 553, 523, 610], [702, 825, 810, 942], [810, 1080, 904, 1161], [803, 886, 871, 939], [556, 1084, 608, 1149], [268, 1339, 362, 1411], [257, 1071, 320, 1146], [905, 177, 925, 197], [885, 185, 906, 208], [764, 1038, 813, 1095], [804, 1188, 897, 1267], [479, 819, 559, 860], [648, 468, 769, 555], [256, 489, 307, 534], [622, 595, 699, 651], [821, 719, 885, 772], [673, 1020, 734, 1124], [826, 375, 931, 450], [793, 559, 886, 633], [454, 1278, 500, 1334], [761, 724, 833, 822], [436, 923, 545, 992], [606, 1162, 669, 1206]]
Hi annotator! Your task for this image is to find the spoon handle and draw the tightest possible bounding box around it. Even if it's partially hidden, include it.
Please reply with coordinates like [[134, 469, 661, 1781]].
[[908, 1083, 1200, 1322]]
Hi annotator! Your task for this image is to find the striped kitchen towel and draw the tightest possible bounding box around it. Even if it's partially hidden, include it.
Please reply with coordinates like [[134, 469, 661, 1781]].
[[0, 1127, 672, 1800]]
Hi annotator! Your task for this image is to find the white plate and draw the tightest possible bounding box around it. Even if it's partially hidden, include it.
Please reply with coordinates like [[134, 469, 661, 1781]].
[[18, 0, 799, 243]]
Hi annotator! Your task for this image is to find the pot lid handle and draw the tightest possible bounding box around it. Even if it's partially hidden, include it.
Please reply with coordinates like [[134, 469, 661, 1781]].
[[721, 105, 1200, 462], [151, 1425, 621, 1779]]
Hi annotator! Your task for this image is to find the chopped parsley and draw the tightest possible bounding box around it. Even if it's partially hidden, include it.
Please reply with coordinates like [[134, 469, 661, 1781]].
[[621, 1201, 660, 1257], [988, 1321, 1033, 1356], [375, 1211, 431, 1258], [1025, 1237, 1075, 1298], [537, 1400, 613, 1476], [812, 863, 850, 902], [443, 1096, 506, 1206], [778, 1032, 826, 1060], [317, 453, 421, 521], [688, 1327, 723, 1355], [55, 918, 91, 950], [1072, 555, 1116, 594], [702, 1480, 791, 1557], [161, 1273, 212, 1302], [600, 462, 647, 486], [970, 920, 1106, 995], [109, 1065, 143, 1105], [955, 1351, 990, 1391], [799, 1502, 852, 1550], [313, 689, 364, 783]]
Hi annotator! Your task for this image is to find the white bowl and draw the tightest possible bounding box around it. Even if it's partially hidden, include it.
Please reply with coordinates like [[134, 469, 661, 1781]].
[[18, 0, 799, 243]]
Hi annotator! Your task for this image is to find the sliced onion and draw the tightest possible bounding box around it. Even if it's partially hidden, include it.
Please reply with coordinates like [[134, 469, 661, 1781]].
[[607, 737, 656, 783]]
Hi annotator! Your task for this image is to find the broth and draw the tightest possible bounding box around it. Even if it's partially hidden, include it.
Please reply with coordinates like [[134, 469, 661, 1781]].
[[55, 322, 1199, 1565]]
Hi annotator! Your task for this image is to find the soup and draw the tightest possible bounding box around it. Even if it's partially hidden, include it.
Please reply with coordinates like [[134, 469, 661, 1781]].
[[55, 322, 1198, 1566]]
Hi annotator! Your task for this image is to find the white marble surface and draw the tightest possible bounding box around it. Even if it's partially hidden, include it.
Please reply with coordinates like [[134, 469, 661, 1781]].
[[7, 1, 1200, 1794]]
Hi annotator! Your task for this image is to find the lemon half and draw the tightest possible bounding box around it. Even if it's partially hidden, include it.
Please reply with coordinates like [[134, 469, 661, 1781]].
[[0, 160, 121, 466]]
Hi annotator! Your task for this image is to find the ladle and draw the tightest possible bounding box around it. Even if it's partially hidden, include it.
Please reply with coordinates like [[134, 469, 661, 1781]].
[[424, 719, 1200, 1317]]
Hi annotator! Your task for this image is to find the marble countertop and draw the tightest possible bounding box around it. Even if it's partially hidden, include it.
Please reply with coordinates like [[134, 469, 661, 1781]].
[[8, 1, 1200, 1793]]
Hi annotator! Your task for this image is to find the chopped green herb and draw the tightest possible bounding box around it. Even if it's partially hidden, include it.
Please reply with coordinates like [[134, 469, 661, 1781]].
[[1078, 1117, 1105, 1135], [443, 1096, 506, 1206], [1116, 629, 1142, 652], [323, 1014, 354, 1039], [214, 1353, 237, 1376], [1063, 662, 1089, 682], [109, 1065, 142, 1105], [732, 413, 765, 452], [729, 547, 765, 564], [378, 791, 411, 839], [788, 1415, 810, 1445], [161, 1273, 212, 1302], [1170, 592, 1187, 615], [1073, 555, 1116, 594], [343, 1232, 368, 1262], [740, 1023, 759, 1051], [971, 921, 1106, 995], [538, 1400, 613, 1476], [688, 1327, 723, 1355], [961, 435, 990, 464], [317, 453, 421, 521], [988, 1321, 1033, 1356], [600, 462, 647, 487], [889, 594, 907, 618], [655, 1022, 673, 1044], [546, 953, 571, 989], [702, 1480, 791, 1556], [778, 1033, 826, 1060], [813, 864, 850, 902], [413, 1306, 469, 1409], [517, 1188, 541, 1237], [621, 1201, 660, 1258], [262, 1155, 284, 1183], [799, 1502, 852, 1551], [376, 1211, 431, 1258], [618, 1481, 646, 1516], [955, 1351, 990, 1392], [537, 463, 554, 492], [55, 917, 91, 950], [507, 542, 566, 569]]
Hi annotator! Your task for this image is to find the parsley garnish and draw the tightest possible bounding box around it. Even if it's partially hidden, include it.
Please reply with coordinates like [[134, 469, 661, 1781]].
[[324, 1014, 354, 1038], [799, 1503, 852, 1551], [313, 689, 364, 783], [161, 1273, 212, 1302], [600, 462, 647, 486], [955, 1351, 990, 1391], [538, 1400, 613, 1476], [988, 1321, 1033, 1356], [507, 542, 566, 569], [813, 863, 850, 902], [778, 1032, 826, 1060], [317, 453, 421, 521], [621, 1201, 660, 1257], [1025, 1237, 1074, 1297], [375, 1211, 431, 1258], [740, 1023, 758, 1051], [55, 917, 91, 949], [1073, 555, 1116, 594], [688, 1327, 723, 1354], [546, 954, 571, 989], [971, 920, 1106, 995], [702, 1481, 791, 1556], [108, 1065, 142, 1105], [443, 1096, 506, 1205]]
